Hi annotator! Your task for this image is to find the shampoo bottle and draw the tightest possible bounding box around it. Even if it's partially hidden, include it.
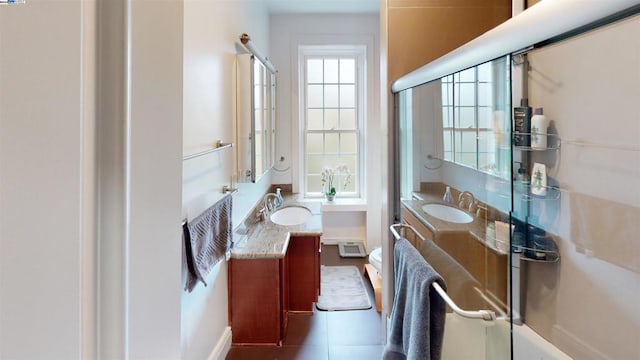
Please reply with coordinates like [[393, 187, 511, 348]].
[[531, 162, 547, 196], [531, 107, 549, 149], [513, 99, 532, 146]]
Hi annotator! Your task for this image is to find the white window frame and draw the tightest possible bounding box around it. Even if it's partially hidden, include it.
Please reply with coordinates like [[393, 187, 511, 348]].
[[298, 45, 366, 199]]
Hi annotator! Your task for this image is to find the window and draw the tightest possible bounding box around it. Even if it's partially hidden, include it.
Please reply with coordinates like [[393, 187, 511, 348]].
[[300, 47, 365, 198]]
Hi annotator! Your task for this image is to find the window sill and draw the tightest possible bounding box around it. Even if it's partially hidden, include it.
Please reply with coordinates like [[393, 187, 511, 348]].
[[320, 198, 367, 212]]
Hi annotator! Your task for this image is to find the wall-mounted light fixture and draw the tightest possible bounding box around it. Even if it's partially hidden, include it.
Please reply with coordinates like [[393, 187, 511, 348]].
[[239, 33, 277, 74]]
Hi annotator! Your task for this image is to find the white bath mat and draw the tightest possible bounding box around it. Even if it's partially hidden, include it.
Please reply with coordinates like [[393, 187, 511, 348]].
[[316, 265, 372, 311]]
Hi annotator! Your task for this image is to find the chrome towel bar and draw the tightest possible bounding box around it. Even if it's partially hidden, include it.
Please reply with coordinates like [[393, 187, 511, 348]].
[[183, 140, 233, 161], [390, 223, 496, 321]]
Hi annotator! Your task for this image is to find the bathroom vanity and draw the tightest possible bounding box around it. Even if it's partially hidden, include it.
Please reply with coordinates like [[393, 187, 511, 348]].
[[228, 198, 321, 346]]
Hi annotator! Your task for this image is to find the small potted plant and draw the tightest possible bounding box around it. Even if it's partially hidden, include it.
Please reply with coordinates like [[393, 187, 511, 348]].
[[321, 164, 351, 201]]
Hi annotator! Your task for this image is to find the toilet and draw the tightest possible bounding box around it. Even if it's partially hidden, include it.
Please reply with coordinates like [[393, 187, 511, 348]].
[[368, 247, 382, 277]]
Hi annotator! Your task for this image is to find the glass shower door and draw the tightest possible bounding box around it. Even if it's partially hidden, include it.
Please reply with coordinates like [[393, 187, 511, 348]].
[[393, 55, 513, 360]]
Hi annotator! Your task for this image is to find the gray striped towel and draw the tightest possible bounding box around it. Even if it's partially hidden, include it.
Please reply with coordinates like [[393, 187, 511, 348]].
[[183, 194, 232, 292]]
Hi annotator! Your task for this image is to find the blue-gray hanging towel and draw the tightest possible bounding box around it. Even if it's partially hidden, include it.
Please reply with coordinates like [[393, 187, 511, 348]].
[[183, 193, 232, 292], [383, 237, 447, 360]]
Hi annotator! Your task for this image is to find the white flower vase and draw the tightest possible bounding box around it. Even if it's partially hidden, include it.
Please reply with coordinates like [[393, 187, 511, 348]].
[[325, 193, 335, 202]]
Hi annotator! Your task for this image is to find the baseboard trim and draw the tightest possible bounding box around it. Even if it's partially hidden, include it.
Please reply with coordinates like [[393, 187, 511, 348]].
[[207, 326, 232, 360], [321, 237, 366, 246]]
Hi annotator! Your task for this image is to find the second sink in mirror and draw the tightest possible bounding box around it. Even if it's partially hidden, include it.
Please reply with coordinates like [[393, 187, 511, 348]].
[[421, 203, 473, 224]]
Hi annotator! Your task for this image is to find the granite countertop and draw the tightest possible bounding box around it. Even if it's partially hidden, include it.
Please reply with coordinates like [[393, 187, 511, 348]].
[[402, 191, 492, 251], [230, 194, 323, 259]]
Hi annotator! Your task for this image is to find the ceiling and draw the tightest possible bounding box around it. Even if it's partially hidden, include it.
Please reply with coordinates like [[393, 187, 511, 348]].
[[264, 0, 379, 14]]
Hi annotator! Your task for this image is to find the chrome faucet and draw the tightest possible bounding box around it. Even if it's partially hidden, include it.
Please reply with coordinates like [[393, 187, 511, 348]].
[[254, 193, 282, 222], [263, 193, 281, 212], [458, 191, 476, 213]]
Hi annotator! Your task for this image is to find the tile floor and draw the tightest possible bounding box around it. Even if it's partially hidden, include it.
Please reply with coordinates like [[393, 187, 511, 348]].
[[226, 244, 384, 360]]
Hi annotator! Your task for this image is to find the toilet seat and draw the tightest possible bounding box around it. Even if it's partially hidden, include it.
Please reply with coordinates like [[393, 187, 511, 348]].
[[369, 247, 382, 276]]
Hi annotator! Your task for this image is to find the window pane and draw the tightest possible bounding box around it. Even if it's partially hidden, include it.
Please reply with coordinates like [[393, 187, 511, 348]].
[[340, 85, 355, 108], [325, 133, 339, 153], [441, 83, 452, 106], [323, 155, 339, 169], [324, 85, 339, 107], [254, 86, 262, 108], [477, 62, 492, 82], [340, 59, 355, 83], [307, 85, 323, 107], [339, 155, 357, 175], [324, 59, 339, 83], [307, 59, 323, 83], [457, 83, 475, 106], [443, 129, 453, 154], [477, 83, 493, 107], [340, 133, 357, 153], [340, 109, 356, 129], [306, 154, 324, 174], [442, 106, 453, 128], [307, 109, 323, 130], [461, 131, 478, 153], [307, 175, 323, 193], [457, 107, 475, 128], [306, 133, 323, 153], [458, 67, 475, 82], [325, 109, 339, 130]]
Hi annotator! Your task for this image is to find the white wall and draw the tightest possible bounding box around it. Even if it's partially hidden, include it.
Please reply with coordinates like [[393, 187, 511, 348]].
[[523, 15, 640, 360], [181, 1, 271, 359], [1, 0, 185, 358], [270, 13, 383, 251], [0, 1, 96, 358], [126, 2, 184, 358]]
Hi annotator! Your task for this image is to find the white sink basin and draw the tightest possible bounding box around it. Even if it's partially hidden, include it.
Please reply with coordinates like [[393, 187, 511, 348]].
[[270, 206, 312, 226], [421, 203, 474, 224]]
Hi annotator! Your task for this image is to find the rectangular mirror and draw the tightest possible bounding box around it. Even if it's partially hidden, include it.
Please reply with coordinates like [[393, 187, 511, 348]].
[[237, 54, 276, 183], [399, 55, 512, 201]]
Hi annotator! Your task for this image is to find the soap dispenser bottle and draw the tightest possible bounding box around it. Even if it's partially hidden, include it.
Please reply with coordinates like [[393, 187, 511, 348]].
[[275, 187, 284, 207], [443, 186, 453, 204]]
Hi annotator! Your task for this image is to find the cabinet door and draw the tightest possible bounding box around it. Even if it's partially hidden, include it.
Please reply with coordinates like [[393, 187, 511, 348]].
[[401, 207, 434, 246], [229, 258, 282, 345], [287, 235, 320, 313]]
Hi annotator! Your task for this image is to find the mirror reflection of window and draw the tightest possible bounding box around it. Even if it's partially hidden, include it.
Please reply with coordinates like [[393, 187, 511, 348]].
[[440, 56, 511, 179]]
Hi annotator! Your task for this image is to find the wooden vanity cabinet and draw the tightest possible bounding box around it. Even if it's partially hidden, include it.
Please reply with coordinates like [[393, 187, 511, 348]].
[[228, 258, 286, 345], [401, 208, 434, 246], [286, 235, 321, 313], [228, 234, 320, 345]]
